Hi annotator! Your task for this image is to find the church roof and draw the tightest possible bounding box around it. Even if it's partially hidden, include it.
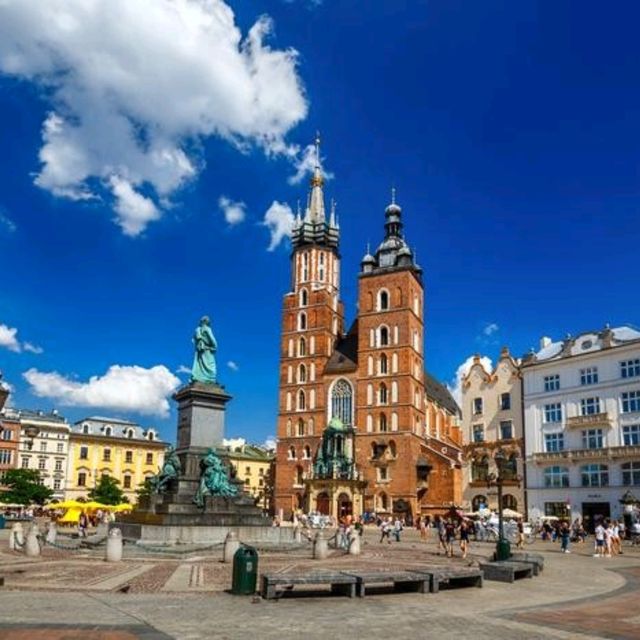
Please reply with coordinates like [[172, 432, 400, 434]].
[[424, 371, 460, 417], [324, 320, 359, 374]]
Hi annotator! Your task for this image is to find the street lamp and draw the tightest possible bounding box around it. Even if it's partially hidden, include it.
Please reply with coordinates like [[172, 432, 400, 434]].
[[486, 448, 519, 562], [23, 424, 40, 450]]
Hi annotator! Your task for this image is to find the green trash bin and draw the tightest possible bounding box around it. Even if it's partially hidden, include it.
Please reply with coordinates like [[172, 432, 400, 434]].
[[0, 515, 5, 530], [231, 545, 258, 595]]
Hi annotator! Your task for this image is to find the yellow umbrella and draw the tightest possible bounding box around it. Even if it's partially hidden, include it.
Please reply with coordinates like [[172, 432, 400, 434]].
[[81, 501, 109, 511], [47, 500, 85, 509], [112, 503, 133, 512]]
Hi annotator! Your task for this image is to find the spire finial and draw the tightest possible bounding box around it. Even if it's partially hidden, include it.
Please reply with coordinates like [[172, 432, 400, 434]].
[[391, 185, 396, 205], [315, 131, 321, 169]]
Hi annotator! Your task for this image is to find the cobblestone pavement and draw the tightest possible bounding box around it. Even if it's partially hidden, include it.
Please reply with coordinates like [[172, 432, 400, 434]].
[[1, 532, 640, 639]]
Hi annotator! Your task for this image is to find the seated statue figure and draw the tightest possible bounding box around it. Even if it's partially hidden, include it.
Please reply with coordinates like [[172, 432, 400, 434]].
[[193, 448, 237, 508], [149, 447, 181, 493]]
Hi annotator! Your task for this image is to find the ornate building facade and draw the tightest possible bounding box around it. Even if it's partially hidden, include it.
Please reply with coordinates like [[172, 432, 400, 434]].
[[274, 141, 462, 521], [460, 349, 525, 514]]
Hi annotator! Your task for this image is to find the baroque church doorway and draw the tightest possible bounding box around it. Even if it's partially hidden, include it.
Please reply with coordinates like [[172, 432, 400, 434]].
[[338, 492, 353, 518], [316, 492, 330, 515]]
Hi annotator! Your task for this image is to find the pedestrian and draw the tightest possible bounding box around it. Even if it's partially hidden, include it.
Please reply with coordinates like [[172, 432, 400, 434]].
[[379, 517, 392, 544], [459, 520, 470, 559], [435, 516, 447, 554], [594, 520, 605, 557], [516, 518, 525, 549], [393, 517, 403, 542], [444, 519, 456, 558], [560, 521, 570, 553], [78, 512, 88, 538], [604, 521, 614, 557], [612, 521, 622, 555], [420, 516, 428, 542]]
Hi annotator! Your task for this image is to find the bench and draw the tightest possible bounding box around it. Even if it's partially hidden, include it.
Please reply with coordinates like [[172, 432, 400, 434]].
[[479, 561, 534, 583], [509, 552, 544, 573], [340, 571, 430, 597], [411, 567, 484, 593], [261, 572, 357, 600]]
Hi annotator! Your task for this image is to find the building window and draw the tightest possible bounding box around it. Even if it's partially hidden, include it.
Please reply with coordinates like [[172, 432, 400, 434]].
[[473, 398, 483, 415], [77, 472, 86, 487], [331, 379, 353, 426], [82, 424, 89, 434], [499, 421, 513, 440], [38, 458, 46, 470], [545, 433, 565, 452], [56, 442, 63, 453], [472, 457, 489, 482], [379, 353, 388, 375], [302, 252, 309, 281], [303, 445, 311, 460], [79, 446, 89, 460], [53, 479, 61, 491], [298, 337, 306, 357], [245, 466, 251, 476], [104, 426, 112, 436], [545, 502, 570, 518], [287, 446, 296, 460], [126, 429, 134, 438], [1, 429, 12, 441], [379, 413, 388, 432], [146, 453, 153, 465], [581, 464, 608, 487], [123, 475, 132, 489], [622, 390, 640, 414], [21, 457, 29, 469], [623, 424, 640, 445], [298, 390, 306, 411], [298, 364, 307, 383], [544, 466, 569, 488], [298, 312, 307, 331], [501, 454, 518, 480], [378, 290, 389, 311], [0, 449, 12, 465], [54, 459, 63, 472], [297, 419, 305, 437], [544, 375, 560, 392], [125, 450, 133, 464], [472, 424, 484, 443], [500, 393, 511, 411], [379, 326, 389, 347], [379, 383, 388, 405], [580, 367, 599, 386], [299, 288, 308, 307], [378, 466, 388, 481], [40, 441, 47, 452], [581, 397, 601, 416], [582, 429, 603, 449], [622, 461, 640, 486], [621, 359, 640, 379], [103, 449, 111, 462], [544, 403, 562, 423]]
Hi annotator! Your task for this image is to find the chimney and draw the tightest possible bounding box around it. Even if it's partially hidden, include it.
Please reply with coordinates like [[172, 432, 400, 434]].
[[539, 336, 552, 350]]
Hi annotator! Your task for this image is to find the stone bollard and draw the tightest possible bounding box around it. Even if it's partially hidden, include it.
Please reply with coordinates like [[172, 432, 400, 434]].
[[313, 531, 328, 560], [293, 525, 302, 544], [9, 523, 24, 551], [223, 531, 240, 563], [348, 532, 361, 556], [105, 527, 123, 562], [46, 521, 58, 545], [24, 524, 41, 557]]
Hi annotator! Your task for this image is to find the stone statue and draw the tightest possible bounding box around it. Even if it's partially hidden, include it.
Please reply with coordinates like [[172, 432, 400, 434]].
[[191, 316, 217, 384], [150, 447, 181, 493], [193, 448, 238, 507]]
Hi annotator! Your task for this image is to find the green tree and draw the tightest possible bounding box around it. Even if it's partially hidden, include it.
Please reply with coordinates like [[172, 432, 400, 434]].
[[135, 477, 154, 504], [0, 469, 53, 505], [88, 475, 127, 505]]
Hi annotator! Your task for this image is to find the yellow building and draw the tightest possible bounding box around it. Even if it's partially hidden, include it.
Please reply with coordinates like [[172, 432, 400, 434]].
[[66, 416, 167, 502], [223, 439, 274, 513]]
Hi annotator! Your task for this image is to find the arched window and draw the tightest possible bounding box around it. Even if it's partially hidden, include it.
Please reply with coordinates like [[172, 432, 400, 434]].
[[379, 383, 388, 405], [288, 446, 296, 460], [379, 326, 389, 347], [104, 426, 112, 436], [310, 363, 316, 381], [297, 419, 305, 437], [331, 379, 354, 426], [471, 495, 487, 511], [622, 461, 640, 486], [378, 289, 389, 311], [298, 390, 306, 411], [319, 252, 325, 281], [391, 381, 398, 403], [126, 429, 134, 439], [303, 445, 311, 459], [366, 414, 373, 432], [299, 312, 307, 330], [392, 353, 398, 373], [391, 412, 398, 431], [379, 492, 389, 511], [389, 440, 397, 457], [502, 494, 518, 511], [413, 294, 420, 317], [368, 355, 373, 376], [147, 431, 155, 441], [287, 366, 293, 384], [310, 389, 316, 409], [302, 252, 309, 281], [380, 353, 388, 375], [471, 456, 489, 482], [82, 424, 89, 434], [298, 337, 306, 357], [367, 383, 373, 405], [288, 339, 294, 357], [299, 364, 307, 383], [299, 288, 308, 307], [379, 413, 388, 432]]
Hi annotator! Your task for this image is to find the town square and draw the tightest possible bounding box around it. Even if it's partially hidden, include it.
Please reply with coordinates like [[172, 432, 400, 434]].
[[1, 1, 640, 639]]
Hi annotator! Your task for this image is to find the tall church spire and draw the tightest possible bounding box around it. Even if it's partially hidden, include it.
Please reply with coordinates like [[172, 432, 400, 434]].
[[305, 132, 326, 224]]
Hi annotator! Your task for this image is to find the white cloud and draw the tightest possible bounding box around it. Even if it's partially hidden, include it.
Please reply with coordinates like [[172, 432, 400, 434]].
[[227, 360, 239, 372], [176, 365, 191, 375], [262, 435, 276, 451], [0, 208, 16, 233], [447, 355, 493, 406], [23, 364, 180, 417], [0, 324, 20, 352], [287, 142, 334, 185], [482, 322, 499, 337], [0, 0, 308, 236], [263, 200, 295, 251], [218, 196, 246, 226], [23, 342, 44, 355]]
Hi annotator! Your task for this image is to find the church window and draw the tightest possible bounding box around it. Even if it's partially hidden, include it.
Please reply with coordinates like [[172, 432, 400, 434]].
[[378, 289, 389, 311], [368, 355, 373, 376], [367, 384, 373, 405], [302, 252, 309, 281], [319, 253, 325, 281], [392, 412, 398, 431], [300, 288, 308, 307], [298, 390, 306, 411], [392, 353, 398, 373], [299, 364, 307, 383], [298, 337, 306, 357], [286, 392, 292, 411], [288, 446, 296, 460], [310, 363, 316, 381], [308, 418, 314, 435], [288, 339, 294, 358], [310, 389, 316, 409], [394, 326, 399, 344], [379, 326, 389, 347], [287, 366, 293, 384], [331, 379, 354, 427], [366, 414, 373, 432], [310, 336, 315, 354], [380, 353, 388, 374], [297, 419, 305, 437], [332, 316, 338, 334], [303, 445, 311, 459], [299, 312, 307, 330], [286, 419, 292, 437], [379, 383, 388, 405], [391, 381, 398, 403], [379, 413, 388, 432]]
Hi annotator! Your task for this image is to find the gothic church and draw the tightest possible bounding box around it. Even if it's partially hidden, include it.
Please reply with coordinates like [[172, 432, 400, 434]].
[[275, 140, 462, 522]]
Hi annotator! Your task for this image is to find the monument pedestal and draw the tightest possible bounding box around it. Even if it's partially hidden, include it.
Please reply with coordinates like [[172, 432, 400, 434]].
[[119, 382, 284, 545]]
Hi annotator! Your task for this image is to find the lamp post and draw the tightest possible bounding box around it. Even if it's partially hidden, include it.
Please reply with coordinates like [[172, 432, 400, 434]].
[[487, 449, 510, 561]]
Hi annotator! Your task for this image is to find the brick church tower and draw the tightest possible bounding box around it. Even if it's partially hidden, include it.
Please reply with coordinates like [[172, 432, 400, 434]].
[[274, 137, 344, 514]]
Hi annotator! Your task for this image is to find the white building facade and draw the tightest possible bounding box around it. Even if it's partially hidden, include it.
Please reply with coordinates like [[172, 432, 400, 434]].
[[522, 325, 640, 530]]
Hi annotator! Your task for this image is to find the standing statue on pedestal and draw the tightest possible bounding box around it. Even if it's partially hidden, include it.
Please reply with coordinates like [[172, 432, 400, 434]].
[[193, 448, 238, 508], [191, 316, 217, 384]]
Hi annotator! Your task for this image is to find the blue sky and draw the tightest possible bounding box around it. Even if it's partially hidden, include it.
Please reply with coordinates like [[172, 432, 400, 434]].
[[0, 1, 639, 444]]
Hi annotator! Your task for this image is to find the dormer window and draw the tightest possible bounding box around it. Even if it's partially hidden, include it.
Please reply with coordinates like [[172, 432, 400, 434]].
[[147, 431, 155, 441], [126, 429, 134, 439], [104, 426, 112, 436], [82, 424, 89, 435]]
